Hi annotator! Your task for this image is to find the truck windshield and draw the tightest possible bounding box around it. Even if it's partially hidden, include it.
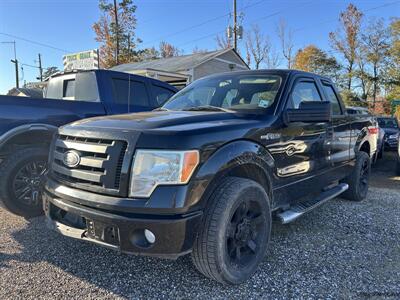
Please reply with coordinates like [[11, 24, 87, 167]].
[[163, 74, 282, 112], [45, 72, 99, 102]]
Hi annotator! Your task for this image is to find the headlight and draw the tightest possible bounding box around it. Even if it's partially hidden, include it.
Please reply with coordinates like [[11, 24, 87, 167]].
[[389, 133, 399, 139], [130, 150, 199, 198]]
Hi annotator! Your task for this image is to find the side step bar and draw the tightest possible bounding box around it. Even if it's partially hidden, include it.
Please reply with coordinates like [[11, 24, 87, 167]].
[[277, 183, 349, 224]]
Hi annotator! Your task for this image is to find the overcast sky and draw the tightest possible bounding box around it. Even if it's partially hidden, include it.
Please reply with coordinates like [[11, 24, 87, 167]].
[[0, 0, 399, 94]]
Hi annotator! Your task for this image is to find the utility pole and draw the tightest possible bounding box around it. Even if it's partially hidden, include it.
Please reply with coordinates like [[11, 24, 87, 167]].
[[1, 41, 19, 88], [38, 54, 43, 81], [113, 0, 119, 64], [233, 0, 237, 51]]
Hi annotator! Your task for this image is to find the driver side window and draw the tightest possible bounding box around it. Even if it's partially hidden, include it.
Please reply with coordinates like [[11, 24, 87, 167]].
[[290, 81, 322, 109]]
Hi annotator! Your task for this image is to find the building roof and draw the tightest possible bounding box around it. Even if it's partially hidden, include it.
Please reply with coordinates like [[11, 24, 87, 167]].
[[111, 48, 248, 73], [7, 87, 43, 98]]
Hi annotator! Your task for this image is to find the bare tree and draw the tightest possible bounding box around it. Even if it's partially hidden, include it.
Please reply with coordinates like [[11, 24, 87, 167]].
[[216, 34, 232, 50], [362, 18, 390, 105], [246, 25, 270, 69], [329, 4, 363, 90], [265, 48, 281, 69], [277, 19, 294, 69], [159, 41, 181, 58], [355, 46, 373, 100]]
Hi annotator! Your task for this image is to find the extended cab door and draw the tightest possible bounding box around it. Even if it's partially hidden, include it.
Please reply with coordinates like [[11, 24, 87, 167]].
[[320, 80, 352, 173], [268, 77, 331, 204]]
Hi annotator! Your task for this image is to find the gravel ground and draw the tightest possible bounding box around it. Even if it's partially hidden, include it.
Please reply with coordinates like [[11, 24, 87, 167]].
[[0, 154, 399, 299]]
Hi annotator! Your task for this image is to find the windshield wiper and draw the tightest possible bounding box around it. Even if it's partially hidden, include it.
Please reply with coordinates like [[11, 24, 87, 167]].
[[182, 105, 232, 112], [153, 107, 170, 112]]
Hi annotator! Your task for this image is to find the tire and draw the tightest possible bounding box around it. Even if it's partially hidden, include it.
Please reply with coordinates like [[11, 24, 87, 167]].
[[341, 152, 370, 202], [396, 160, 400, 176], [191, 177, 271, 285], [0, 147, 48, 218]]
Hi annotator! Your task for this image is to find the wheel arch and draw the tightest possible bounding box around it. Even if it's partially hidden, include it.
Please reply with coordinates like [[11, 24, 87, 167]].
[[359, 140, 371, 156], [192, 140, 276, 210], [0, 124, 57, 155]]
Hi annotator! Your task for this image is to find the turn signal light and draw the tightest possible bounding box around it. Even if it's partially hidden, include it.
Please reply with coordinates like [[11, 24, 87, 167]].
[[181, 151, 200, 183]]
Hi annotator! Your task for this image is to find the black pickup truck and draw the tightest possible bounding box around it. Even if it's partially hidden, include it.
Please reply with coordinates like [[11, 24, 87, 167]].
[[0, 69, 177, 217], [44, 70, 376, 285]]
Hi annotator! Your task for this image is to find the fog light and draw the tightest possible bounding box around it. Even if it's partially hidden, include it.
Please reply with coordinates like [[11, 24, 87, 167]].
[[144, 229, 156, 244]]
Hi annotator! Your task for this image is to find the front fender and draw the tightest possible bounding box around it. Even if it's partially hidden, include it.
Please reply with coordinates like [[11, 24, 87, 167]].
[[0, 123, 57, 150], [184, 140, 276, 212]]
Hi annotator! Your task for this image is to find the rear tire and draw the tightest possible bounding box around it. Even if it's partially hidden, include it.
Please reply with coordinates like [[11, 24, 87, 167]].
[[191, 177, 271, 285], [0, 147, 48, 218], [341, 152, 370, 202]]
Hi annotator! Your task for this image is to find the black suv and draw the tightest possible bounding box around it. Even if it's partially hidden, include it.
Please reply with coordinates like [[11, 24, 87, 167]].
[[44, 70, 376, 284]]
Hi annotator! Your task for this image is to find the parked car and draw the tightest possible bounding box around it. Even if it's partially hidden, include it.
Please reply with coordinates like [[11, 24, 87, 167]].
[[346, 107, 383, 161], [377, 117, 400, 150], [44, 70, 377, 285], [0, 69, 177, 217], [346, 106, 370, 115]]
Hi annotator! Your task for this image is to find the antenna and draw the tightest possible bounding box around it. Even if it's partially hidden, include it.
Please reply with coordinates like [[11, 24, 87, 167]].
[[128, 73, 131, 113]]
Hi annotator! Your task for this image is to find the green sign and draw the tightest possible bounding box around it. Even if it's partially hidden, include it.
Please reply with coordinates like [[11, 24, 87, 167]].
[[392, 99, 400, 106]]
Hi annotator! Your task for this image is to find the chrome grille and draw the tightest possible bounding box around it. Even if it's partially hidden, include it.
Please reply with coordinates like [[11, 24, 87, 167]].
[[51, 135, 127, 194]]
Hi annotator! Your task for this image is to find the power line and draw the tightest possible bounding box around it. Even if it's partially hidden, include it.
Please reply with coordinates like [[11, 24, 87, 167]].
[[0, 32, 70, 53], [176, 1, 312, 49], [140, 0, 267, 48]]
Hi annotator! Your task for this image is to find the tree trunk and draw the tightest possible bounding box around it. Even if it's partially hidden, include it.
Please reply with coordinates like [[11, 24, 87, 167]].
[[373, 64, 377, 108]]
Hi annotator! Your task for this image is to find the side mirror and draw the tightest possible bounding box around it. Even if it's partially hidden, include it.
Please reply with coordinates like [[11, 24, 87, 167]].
[[284, 101, 332, 123]]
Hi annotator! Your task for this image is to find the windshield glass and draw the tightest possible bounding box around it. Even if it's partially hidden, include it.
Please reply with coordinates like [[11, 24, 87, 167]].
[[163, 74, 282, 112], [378, 118, 399, 129]]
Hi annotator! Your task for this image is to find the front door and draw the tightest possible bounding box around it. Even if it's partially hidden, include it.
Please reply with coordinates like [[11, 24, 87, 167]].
[[266, 77, 331, 206]]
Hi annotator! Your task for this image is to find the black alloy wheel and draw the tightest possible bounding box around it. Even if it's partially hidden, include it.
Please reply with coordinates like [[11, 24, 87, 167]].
[[226, 199, 267, 269], [0, 147, 48, 218], [12, 160, 47, 209]]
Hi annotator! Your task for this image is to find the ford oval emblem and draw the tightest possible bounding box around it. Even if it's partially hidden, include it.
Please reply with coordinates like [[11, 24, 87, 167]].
[[63, 150, 81, 168]]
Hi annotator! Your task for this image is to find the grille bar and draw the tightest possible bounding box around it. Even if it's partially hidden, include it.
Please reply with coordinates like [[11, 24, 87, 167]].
[[51, 134, 127, 195], [53, 151, 107, 169], [53, 163, 103, 183], [55, 140, 111, 154]]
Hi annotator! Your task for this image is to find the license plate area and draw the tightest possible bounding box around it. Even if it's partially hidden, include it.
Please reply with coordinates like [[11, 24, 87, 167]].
[[86, 219, 120, 246]]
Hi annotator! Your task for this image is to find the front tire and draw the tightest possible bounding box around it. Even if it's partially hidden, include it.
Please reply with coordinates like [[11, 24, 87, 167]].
[[0, 147, 48, 218], [191, 177, 271, 285], [341, 151, 370, 202]]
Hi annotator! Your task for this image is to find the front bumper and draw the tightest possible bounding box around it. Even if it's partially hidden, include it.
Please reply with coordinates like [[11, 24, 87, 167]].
[[43, 191, 202, 259]]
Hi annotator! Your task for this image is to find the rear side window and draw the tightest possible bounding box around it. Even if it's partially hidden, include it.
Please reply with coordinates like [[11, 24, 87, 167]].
[[152, 85, 175, 106], [290, 81, 322, 109], [63, 79, 75, 99], [112, 79, 150, 107], [323, 84, 342, 115]]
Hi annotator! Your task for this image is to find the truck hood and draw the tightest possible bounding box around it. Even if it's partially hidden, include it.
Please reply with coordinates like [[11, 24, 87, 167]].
[[66, 110, 263, 133]]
